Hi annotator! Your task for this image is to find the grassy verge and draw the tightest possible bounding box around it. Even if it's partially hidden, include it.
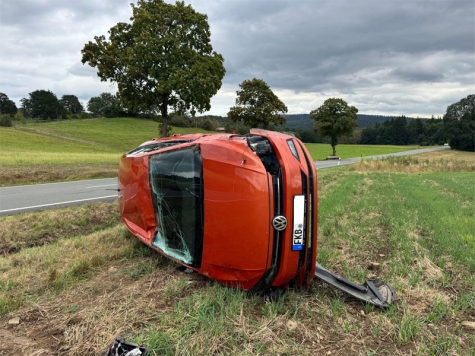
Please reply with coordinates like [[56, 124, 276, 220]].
[[0, 201, 121, 254], [1, 152, 474, 355]]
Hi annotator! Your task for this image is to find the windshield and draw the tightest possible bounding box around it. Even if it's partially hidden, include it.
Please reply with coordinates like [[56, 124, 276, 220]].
[[148, 146, 203, 266]]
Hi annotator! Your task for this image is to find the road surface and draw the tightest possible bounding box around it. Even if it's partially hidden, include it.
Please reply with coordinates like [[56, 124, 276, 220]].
[[0, 146, 450, 216], [0, 178, 118, 216]]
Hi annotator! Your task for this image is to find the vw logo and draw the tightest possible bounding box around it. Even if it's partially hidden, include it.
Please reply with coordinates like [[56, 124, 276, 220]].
[[272, 216, 288, 231]]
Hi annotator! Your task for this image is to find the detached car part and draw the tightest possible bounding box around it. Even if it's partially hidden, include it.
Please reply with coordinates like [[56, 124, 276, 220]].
[[108, 337, 148, 356], [119, 129, 395, 307]]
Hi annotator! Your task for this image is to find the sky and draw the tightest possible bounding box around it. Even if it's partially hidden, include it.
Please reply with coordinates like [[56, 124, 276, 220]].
[[1, 0, 474, 118]]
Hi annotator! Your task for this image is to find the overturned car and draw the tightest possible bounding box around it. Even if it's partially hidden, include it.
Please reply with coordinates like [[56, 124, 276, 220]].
[[119, 129, 395, 306]]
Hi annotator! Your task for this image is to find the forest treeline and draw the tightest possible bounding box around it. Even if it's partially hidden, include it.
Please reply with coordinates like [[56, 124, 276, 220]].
[[359, 116, 445, 146]]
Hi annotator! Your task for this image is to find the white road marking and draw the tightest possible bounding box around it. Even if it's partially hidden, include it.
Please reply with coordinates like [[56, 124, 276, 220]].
[[0, 195, 118, 213], [85, 184, 118, 189]]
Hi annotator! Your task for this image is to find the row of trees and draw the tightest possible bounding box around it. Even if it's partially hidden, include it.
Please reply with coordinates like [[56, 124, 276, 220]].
[[360, 116, 445, 146], [359, 94, 474, 151], [0, 90, 133, 123]]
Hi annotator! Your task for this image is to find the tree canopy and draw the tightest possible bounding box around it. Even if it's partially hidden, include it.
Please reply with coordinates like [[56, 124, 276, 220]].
[[81, 0, 225, 137], [21, 90, 63, 120], [443, 94, 475, 152], [227, 78, 287, 129], [0, 92, 18, 116], [60, 95, 84, 114], [310, 98, 358, 156], [87, 93, 122, 118]]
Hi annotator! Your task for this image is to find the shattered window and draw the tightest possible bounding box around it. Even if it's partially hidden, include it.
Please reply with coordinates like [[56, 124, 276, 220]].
[[127, 140, 190, 155], [148, 146, 203, 266]]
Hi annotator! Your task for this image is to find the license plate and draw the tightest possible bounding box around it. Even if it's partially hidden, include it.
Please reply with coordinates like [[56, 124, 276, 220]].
[[292, 195, 305, 251]]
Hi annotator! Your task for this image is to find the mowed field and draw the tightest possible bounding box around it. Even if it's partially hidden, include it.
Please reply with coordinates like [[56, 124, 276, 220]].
[[0, 117, 421, 186], [0, 119, 474, 355]]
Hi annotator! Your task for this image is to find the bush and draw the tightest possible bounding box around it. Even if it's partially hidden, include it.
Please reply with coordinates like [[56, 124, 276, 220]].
[[0, 114, 13, 127], [170, 115, 191, 128], [199, 119, 215, 131]]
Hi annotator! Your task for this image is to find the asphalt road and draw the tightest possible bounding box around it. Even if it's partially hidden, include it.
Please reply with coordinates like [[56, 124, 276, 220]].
[[0, 178, 118, 216], [0, 146, 450, 216]]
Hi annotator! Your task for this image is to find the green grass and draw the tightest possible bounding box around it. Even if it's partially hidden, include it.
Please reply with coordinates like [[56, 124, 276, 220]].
[[0, 126, 122, 167], [20, 117, 215, 151], [2, 118, 424, 167], [1, 120, 472, 354], [1, 158, 474, 354], [304, 143, 421, 161]]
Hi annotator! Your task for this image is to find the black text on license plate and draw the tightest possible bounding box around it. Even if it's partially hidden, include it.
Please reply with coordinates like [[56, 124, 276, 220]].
[[292, 195, 305, 251]]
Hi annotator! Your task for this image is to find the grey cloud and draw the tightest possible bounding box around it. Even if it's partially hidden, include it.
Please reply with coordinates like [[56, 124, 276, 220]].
[[0, 0, 474, 117]]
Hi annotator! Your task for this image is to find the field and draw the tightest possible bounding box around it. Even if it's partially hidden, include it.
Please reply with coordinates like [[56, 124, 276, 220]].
[[1, 118, 422, 186], [1, 151, 474, 355], [0, 119, 214, 186]]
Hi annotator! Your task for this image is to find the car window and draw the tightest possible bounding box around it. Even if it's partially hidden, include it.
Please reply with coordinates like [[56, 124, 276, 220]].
[[148, 146, 203, 265]]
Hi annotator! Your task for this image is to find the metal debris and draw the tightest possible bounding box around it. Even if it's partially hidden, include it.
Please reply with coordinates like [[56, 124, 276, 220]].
[[108, 337, 148, 356]]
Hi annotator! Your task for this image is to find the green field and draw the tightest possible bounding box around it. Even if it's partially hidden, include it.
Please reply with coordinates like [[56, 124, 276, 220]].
[[305, 143, 421, 161], [2, 117, 421, 166], [0, 156, 474, 355], [1, 118, 430, 186]]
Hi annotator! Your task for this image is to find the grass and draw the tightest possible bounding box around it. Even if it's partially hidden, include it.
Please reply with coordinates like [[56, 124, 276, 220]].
[[1, 151, 474, 355], [0, 126, 122, 166], [1, 118, 438, 187], [304, 143, 423, 161], [0, 201, 121, 254]]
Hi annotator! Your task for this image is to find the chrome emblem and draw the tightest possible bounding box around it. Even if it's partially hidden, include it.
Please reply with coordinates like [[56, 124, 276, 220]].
[[272, 216, 288, 231]]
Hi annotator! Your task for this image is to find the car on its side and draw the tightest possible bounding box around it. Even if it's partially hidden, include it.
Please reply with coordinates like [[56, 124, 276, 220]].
[[119, 129, 317, 293]]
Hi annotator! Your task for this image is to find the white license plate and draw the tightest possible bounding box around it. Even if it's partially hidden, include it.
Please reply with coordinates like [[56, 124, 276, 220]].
[[292, 195, 305, 251]]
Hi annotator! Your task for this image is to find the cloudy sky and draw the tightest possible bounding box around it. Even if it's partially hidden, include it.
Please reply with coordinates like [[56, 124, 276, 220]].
[[1, 0, 474, 117]]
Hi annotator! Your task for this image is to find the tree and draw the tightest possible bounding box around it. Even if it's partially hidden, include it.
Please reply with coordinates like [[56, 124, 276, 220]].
[[81, 0, 225, 137], [60, 95, 84, 114], [310, 98, 358, 156], [0, 93, 18, 116], [21, 90, 63, 120], [227, 78, 287, 129], [87, 93, 121, 118], [443, 94, 475, 152]]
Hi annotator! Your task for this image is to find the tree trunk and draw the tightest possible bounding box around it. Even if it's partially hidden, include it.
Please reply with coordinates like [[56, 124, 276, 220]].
[[331, 136, 337, 156], [160, 94, 169, 138]]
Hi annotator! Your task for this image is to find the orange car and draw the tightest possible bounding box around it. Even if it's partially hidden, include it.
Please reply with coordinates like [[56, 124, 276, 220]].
[[119, 129, 317, 293]]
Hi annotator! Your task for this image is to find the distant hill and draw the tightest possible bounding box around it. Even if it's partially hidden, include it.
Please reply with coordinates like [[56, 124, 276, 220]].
[[284, 114, 420, 130]]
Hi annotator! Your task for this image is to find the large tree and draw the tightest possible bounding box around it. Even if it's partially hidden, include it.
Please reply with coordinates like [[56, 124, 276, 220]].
[[227, 78, 287, 129], [0, 92, 18, 116], [21, 90, 63, 120], [310, 98, 358, 156], [443, 94, 475, 152], [81, 0, 225, 137], [60, 95, 84, 114]]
